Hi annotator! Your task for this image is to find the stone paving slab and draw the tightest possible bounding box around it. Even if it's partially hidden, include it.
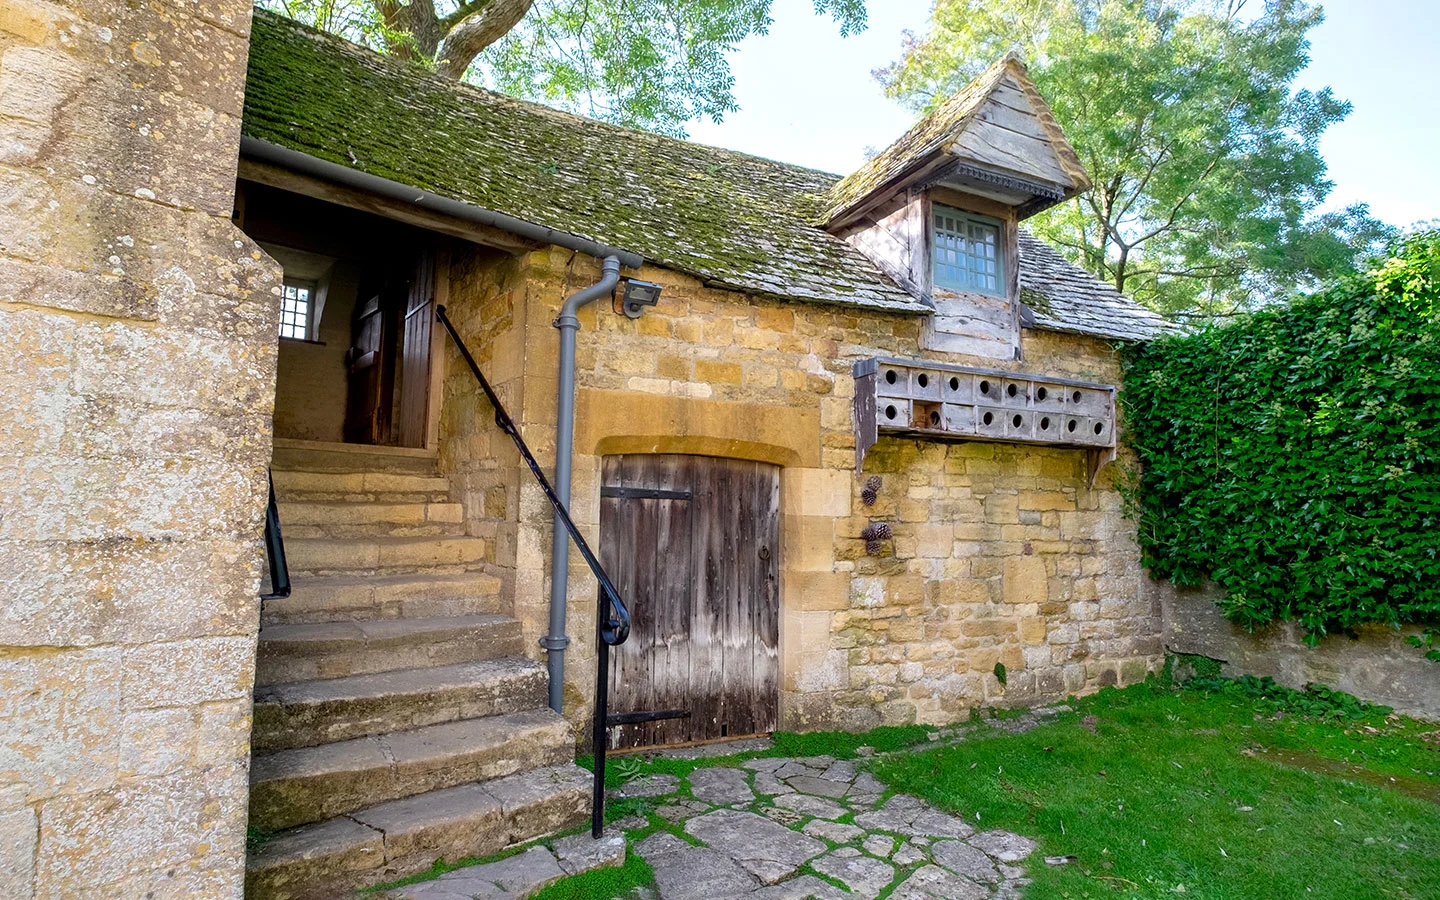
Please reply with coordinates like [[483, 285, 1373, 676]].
[[384, 834, 625, 900]]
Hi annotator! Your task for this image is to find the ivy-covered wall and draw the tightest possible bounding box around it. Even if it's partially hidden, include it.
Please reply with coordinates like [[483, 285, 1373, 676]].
[[1122, 232, 1440, 651]]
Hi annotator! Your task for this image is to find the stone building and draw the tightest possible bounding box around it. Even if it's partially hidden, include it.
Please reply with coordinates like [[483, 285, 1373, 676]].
[[2, 6, 1172, 898]]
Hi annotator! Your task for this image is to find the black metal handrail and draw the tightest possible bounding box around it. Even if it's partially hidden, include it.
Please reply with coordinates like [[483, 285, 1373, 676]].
[[436, 305, 630, 838], [260, 471, 291, 602]]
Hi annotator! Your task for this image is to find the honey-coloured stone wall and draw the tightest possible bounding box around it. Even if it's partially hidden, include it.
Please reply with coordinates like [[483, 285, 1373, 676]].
[[444, 246, 1163, 734], [0, 1, 280, 896]]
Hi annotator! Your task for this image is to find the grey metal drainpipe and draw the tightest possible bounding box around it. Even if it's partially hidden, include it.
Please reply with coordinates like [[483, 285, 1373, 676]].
[[543, 255, 622, 713]]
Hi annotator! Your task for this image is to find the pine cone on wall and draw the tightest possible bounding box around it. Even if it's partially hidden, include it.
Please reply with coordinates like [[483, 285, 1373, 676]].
[[861, 475, 882, 506], [861, 521, 893, 555]]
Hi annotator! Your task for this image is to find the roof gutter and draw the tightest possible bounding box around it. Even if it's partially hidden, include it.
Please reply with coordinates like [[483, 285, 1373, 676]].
[[239, 136, 645, 269]]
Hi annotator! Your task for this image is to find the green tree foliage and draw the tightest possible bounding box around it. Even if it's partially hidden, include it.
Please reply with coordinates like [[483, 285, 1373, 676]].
[[1121, 231, 1440, 640], [262, 0, 867, 135], [879, 0, 1395, 314]]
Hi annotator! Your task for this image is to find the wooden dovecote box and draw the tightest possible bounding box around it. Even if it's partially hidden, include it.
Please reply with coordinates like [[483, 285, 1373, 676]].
[[853, 357, 1118, 482]]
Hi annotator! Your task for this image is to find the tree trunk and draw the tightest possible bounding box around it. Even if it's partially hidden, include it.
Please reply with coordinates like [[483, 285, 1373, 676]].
[[436, 0, 535, 79], [1114, 243, 1130, 294], [378, 0, 444, 60]]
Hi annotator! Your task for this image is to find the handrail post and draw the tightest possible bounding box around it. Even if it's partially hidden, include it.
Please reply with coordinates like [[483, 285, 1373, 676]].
[[591, 627, 611, 838]]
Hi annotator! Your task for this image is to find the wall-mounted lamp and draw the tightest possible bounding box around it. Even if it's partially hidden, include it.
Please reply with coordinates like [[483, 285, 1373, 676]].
[[614, 278, 663, 319]]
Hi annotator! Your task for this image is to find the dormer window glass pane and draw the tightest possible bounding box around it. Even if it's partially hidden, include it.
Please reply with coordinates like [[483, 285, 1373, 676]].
[[933, 206, 1004, 297]]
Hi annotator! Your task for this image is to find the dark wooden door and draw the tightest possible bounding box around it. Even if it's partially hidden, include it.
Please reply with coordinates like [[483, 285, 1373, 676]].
[[600, 454, 780, 748], [343, 246, 436, 447], [396, 247, 436, 448]]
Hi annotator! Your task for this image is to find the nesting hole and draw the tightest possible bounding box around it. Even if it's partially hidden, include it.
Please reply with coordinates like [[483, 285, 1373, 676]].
[[917, 373, 929, 388], [885, 369, 899, 385], [1067, 419, 1078, 433], [980, 380, 992, 395], [949, 376, 960, 392], [1040, 416, 1051, 430], [1094, 422, 1105, 435], [1072, 390, 1083, 403], [982, 411, 994, 426], [885, 405, 898, 420], [1007, 383, 1019, 398], [929, 409, 942, 427], [1036, 387, 1048, 401], [1012, 414, 1024, 428]]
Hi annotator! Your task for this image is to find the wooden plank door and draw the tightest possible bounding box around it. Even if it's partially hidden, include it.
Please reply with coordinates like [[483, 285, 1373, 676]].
[[600, 454, 780, 749], [396, 246, 436, 448]]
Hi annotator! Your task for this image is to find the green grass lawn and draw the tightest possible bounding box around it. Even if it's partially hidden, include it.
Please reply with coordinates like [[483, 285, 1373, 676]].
[[875, 676, 1440, 899], [388, 671, 1440, 900]]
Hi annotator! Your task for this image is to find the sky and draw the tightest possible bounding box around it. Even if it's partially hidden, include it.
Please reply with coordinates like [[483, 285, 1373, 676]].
[[685, 0, 1440, 229]]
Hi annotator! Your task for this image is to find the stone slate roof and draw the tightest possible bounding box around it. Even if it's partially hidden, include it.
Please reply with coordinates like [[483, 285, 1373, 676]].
[[241, 11, 1172, 341], [1018, 233, 1177, 341]]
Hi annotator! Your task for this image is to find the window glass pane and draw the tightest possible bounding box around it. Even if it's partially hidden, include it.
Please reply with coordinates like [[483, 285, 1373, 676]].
[[932, 206, 1004, 296], [279, 282, 311, 340]]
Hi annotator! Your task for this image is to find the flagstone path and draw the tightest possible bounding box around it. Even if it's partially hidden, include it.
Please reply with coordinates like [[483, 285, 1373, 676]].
[[612, 754, 1037, 900], [387, 710, 1069, 900]]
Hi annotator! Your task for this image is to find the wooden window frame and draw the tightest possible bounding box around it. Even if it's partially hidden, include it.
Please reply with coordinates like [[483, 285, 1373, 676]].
[[932, 204, 1005, 298]]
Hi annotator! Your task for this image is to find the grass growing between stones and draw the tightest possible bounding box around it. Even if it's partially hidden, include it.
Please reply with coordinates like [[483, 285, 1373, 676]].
[[578, 723, 937, 791], [874, 679, 1440, 899], [528, 853, 655, 900]]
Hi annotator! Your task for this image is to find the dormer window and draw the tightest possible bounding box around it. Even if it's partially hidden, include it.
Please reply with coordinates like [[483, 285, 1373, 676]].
[[933, 205, 1003, 297], [820, 52, 1091, 360]]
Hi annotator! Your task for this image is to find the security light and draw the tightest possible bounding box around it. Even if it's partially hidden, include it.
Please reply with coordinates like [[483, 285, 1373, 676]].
[[615, 278, 663, 319]]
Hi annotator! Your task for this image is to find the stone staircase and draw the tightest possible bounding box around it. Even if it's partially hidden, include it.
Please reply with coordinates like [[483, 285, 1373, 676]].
[[246, 441, 589, 899]]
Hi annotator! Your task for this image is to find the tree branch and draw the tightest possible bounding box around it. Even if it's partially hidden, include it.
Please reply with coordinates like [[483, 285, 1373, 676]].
[[437, 0, 535, 78]]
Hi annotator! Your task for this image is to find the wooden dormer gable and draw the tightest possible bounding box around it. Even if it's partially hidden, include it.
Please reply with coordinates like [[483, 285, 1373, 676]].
[[821, 54, 1090, 360]]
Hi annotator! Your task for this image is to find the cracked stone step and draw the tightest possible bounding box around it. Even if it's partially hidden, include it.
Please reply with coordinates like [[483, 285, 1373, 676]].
[[284, 535, 488, 576], [246, 764, 592, 900], [248, 708, 576, 832], [259, 572, 504, 627], [277, 500, 467, 539], [253, 657, 549, 753], [255, 615, 522, 686]]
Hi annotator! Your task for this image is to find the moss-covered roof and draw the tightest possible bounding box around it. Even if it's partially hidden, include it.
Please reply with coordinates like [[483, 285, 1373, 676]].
[[242, 11, 925, 313], [241, 12, 1169, 340]]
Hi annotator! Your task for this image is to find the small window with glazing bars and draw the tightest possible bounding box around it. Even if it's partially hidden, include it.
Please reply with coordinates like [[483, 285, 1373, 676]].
[[279, 279, 315, 340], [933, 205, 1004, 297]]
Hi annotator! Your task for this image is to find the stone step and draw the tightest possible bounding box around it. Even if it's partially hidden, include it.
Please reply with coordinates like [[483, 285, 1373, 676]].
[[277, 500, 467, 539], [273, 469, 451, 503], [284, 535, 487, 576], [253, 657, 549, 753], [260, 572, 504, 627], [245, 764, 592, 900], [248, 709, 577, 832], [272, 440, 440, 476], [255, 615, 522, 687]]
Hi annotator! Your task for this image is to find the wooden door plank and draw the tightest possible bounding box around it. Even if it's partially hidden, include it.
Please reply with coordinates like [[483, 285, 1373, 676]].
[[755, 463, 781, 734], [645, 455, 694, 746], [601, 455, 645, 748], [689, 457, 726, 743]]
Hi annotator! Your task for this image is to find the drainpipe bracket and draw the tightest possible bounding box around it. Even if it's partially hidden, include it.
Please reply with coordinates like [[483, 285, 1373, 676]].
[[539, 635, 571, 651]]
